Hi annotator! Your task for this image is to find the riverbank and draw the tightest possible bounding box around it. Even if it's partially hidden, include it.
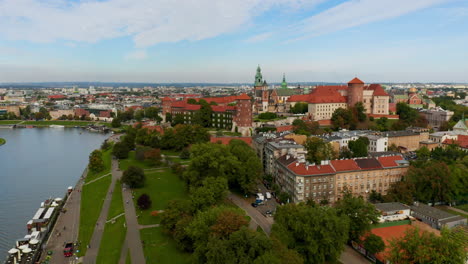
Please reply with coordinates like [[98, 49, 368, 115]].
[[0, 120, 111, 127], [0, 138, 5, 146]]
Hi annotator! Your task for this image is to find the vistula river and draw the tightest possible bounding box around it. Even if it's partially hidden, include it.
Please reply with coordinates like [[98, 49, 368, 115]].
[[0, 128, 108, 260]]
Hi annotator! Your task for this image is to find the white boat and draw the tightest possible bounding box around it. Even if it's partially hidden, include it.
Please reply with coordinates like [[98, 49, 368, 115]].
[[49, 125, 65, 128]]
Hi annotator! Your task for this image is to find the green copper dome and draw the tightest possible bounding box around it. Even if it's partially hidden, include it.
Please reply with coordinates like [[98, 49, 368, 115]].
[[281, 73, 287, 89], [254, 65, 263, 87]]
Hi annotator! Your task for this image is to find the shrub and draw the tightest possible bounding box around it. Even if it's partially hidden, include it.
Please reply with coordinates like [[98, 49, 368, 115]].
[[137, 194, 152, 210], [122, 166, 145, 188]]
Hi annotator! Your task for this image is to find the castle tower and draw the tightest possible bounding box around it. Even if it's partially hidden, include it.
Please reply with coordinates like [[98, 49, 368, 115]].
[[254, 65, 263, 87], [347, 77, 364, 107]]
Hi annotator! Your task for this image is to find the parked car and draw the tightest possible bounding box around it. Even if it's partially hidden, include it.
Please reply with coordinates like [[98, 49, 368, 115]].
[[251, 203, 258, 208]]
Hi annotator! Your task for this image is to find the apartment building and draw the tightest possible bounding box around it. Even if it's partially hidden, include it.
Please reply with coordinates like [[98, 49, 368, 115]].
[[273, 153, 409, 203]]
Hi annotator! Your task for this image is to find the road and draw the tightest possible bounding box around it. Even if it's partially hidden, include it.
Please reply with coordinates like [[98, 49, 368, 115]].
[[41, 169, 87, 264], [229, 193, 368, 264]]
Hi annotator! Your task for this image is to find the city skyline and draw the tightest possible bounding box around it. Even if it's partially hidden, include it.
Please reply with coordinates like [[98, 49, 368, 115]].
[[1, 0, 467, 83]]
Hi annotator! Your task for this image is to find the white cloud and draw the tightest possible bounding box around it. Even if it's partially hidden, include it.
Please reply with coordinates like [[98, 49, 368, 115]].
[[0, 0, 319, 47], [289, 0, 451, 41], [124, 49, 147, 60], [244, 32, 273, 43]]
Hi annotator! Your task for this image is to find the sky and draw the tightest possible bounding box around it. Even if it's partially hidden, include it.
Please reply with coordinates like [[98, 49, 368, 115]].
[[0, 0, 467, 83]]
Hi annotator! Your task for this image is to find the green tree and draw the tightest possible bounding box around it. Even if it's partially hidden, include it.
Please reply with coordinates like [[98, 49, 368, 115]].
[[272, 203, 349, 264], [88, 150, 104, 172], [354, 102, 367, 122], [191, 177, 229, 210], [304, 137, 336, 165], [334, 191, 380, 242], [290, 102, 309, 114], [134, 109, 145, 121], [121, 166, 145, 188], [227, 139, 263, 193], [368, 190, 384, 203], [258, 112, 278, 120], [415, 146, 431, 161], [348, 137, 369, 157], [111, 118, 121, 128], [144, 107, 159, 119], [388, 227, 467, 264], [112, 141, 130, 159], [363, 233, 385, 256], [331, 108, 356, 130]]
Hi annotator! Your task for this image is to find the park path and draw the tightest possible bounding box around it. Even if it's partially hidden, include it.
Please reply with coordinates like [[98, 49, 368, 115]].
[[82, 159, 120, 264], [439, 206, 468, 216], [118, 158, 147, 264]]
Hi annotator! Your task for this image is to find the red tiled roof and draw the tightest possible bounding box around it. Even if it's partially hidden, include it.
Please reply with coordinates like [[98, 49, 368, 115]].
[[443, 135, 468, 149], [48, 95, 66, 99], [212, 105, 236, 112], [348, 77, 365, 84], [185, 104, 201, 111], [368, 84, 388, 96], [377, 155, 404, 168], [330, 159, 361, 172], [288, 94, 311, 102], [162, 97, 172, 102], [287, 163, 335, 176], [276, 125, 293, 132], [318, 119, 332, 126], [236, 93, 251, 100], [210, 136, 252, 146], [99, 110, 111, 118]]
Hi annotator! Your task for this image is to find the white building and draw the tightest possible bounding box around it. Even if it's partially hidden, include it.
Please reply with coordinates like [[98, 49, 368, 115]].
[[375, 202, 411, 223], [366, 135, 388, 152]]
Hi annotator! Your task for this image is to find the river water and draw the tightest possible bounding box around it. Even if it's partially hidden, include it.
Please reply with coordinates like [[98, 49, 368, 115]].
[[0, 128, 108, 260]]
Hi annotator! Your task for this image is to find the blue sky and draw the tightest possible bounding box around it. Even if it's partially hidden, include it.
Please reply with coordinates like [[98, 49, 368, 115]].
[[0, 0, 467, 83]]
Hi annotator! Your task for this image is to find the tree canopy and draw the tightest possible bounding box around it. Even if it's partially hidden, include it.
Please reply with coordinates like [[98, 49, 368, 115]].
[[272, 203, 349, 264], [348, 137, 370, 157], [304, 137, 337, 165], [334, 191, 380, 242], [122, 165, 145, 188]]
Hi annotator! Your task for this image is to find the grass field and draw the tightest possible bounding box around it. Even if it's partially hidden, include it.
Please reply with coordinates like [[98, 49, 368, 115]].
[[96, 181, 127, 264], [372, 219, 411, 229], [77, 175, 111, 256], [21, 120, 111, 127], [161, 149, 181, 157], [132, 169, 188, 225], [126, 250, 131, 264], [140, 227, 191, 264], [0, 138, 5, 146], [0, 120, 22, 125], [455, 204, 468, 213], [77, 148, 113, 256], [86, 149, 112, 182], [119, 151, 155, 171]]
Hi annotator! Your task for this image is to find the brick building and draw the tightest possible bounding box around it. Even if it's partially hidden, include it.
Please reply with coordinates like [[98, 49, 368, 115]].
[[287, 77, 390, 121], [161, 94, 252, 135]]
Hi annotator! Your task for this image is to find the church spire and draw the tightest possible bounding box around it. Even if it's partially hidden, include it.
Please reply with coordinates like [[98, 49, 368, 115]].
[[254, 65, 263, 87], [281, 73, 287, 89]]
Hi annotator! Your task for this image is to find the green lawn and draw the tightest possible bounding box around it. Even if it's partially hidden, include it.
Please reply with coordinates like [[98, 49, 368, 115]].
[[455, 204, 468, 213], [132, 169, 188, 225], [165, 156, 190, 164], [77, 175, 111, 256], [119, 151, 155, 171], [0, 120, 22, 125], [161, 149, 181, 157], [126, 250, 131, 264], [140, 227, 190, 264], [0, 138, 5, 146], [96, 181, 127, 264], [21, 120, 111, 127], [86, 149, 112, 182]]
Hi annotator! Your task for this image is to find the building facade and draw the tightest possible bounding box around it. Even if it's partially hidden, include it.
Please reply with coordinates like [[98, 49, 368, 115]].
[[288, 77, 390, 121]]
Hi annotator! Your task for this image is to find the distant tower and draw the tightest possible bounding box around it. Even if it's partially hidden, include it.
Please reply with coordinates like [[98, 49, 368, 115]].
[[254, 65, 263, 87], [281, 73, 288, 89], [347, 77, 364, 107]]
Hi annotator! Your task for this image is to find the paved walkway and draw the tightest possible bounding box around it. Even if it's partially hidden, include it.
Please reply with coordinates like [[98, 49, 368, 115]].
[[121, 162, 146, 264], [83, 172, 111, 185], [41, 168, 87, 264], [138, 224, 160, 230], [339, 245, 369, 264], [82, 159, 120, 264]]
